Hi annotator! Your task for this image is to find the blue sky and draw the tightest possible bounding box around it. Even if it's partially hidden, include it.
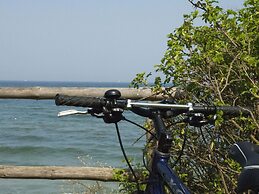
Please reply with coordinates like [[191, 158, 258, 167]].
[[0, 0, 244, 82]]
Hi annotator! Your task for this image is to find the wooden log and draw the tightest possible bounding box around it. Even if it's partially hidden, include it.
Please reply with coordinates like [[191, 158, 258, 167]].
[[0, 87, 182, 100], [0, 165, 123, 182]]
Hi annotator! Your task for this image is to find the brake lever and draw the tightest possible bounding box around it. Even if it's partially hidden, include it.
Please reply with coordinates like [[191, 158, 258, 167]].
[[188, 113, 217, 127], [58, 109, 88, 117]]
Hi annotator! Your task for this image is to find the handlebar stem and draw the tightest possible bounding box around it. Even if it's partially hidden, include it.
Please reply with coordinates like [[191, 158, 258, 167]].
[[152, 111, 173, 154]]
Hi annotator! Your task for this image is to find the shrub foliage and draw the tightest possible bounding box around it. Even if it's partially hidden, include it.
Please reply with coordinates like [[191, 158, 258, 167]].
[[132, 0, 258, 193]]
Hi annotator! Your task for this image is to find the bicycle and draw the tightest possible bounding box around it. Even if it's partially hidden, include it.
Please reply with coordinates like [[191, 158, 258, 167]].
[[55, 89, 259, 193]]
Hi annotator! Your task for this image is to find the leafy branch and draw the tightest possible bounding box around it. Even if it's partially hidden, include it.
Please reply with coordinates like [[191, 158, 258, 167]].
[[132, 0, 259, 193]]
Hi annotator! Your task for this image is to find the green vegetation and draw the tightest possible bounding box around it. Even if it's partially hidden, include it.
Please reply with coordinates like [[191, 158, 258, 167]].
[[113, 161, 149, 193], [132, 0, 259, 193]]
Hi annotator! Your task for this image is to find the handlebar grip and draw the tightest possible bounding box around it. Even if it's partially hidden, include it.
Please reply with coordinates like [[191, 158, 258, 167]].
[[55, 94, 106, 108], [217, 106, 250, 116], [192, 106, 250, 116]]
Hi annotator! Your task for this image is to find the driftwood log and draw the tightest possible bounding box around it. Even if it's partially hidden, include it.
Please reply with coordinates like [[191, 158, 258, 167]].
[[0, 87, 182, 100], [0, 165, 139, 182]]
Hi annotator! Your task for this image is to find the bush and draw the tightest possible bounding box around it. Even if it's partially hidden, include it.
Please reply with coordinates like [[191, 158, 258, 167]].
[[132, 0, 259, 192]]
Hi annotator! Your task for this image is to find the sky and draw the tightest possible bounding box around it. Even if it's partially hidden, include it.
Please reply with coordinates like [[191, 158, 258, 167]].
[[0, 0, 244, 82]]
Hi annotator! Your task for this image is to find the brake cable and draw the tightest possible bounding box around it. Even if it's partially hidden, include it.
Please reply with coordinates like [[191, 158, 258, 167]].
[[171, 125, 188, 169], [121, 117, 158, 173], [114, 122, 140, 192], [122, 117, 158, 140]]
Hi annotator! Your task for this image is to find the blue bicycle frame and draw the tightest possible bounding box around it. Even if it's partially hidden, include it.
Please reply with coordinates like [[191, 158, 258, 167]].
[[144, 112, 191, 194]]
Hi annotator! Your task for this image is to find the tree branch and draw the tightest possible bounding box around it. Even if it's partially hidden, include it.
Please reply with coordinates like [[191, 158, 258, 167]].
[[220, 53, 241, 93]]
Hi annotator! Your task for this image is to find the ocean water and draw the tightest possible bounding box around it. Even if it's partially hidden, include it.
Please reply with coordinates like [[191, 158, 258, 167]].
[[0, 81, 146, 194]]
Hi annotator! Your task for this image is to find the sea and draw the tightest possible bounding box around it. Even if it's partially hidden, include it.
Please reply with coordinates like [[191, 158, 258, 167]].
[[0, 81, 146, 194]]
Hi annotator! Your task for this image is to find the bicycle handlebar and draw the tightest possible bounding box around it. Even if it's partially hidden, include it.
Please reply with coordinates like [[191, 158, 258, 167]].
[[55, 90, 253, 193], [55, 93, 250, 117]]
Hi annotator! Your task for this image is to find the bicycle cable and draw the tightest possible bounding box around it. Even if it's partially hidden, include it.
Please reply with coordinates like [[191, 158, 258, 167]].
[[199, 126, 208, 144], [122, 117, 157, 140], [122, 116, 188, 172], [142, 135, 155, 174], [171, 125, 188, 169], [121, 117, 157, 174], [115, 122, 140, 192]]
